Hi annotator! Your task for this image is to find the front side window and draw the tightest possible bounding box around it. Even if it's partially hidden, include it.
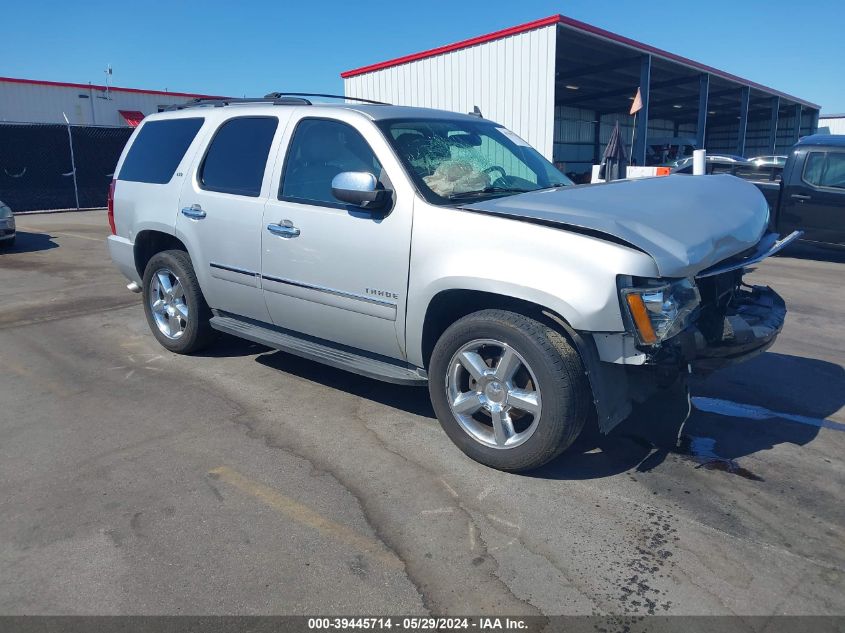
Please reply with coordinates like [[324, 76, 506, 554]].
[[377, 118, 572, 205], [119, 117, 204, 184], [280, 119, 383, 206], [820, 152, 845, 189], [200, 117, 279, 197]]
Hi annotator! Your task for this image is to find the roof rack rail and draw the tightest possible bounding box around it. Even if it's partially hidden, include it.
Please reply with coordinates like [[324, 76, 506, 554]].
[[165, 92, 390, 111], [164, 96, 311, 111], [264, 92, 389, 105]]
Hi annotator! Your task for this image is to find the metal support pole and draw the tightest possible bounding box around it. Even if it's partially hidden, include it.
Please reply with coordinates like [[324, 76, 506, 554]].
[[593, 111, 601, 164], [792, 104, 802, 144], [696, 73, 709, 149], [62, 112, 80, 211], [737, 86, 750, 157], [632, 54, 651, 165], [769, 96, 780, 154], [810, 109, 819, 134]]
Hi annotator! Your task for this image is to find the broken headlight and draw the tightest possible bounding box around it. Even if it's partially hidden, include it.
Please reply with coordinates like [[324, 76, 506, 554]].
[[621, 278, 700, 346]]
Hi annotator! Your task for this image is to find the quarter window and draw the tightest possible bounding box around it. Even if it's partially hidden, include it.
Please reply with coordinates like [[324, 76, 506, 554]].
[[119, 118, 204, 184], [280, 119, 383, 206], [200, 117, 279, 197], [803, 152, 825, 187]]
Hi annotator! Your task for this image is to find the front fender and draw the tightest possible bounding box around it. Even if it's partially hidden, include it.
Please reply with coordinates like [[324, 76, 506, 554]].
[[405, 203, 660, 367]]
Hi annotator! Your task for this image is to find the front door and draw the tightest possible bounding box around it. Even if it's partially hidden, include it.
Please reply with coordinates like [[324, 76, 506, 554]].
[[781, 149, 845, 245], [176, 114, 287, 322], [261, 114, 413, 360]]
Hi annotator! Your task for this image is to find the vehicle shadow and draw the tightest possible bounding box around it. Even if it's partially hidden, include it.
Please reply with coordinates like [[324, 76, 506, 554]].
[[219, 339, 842, 480], [196, 332, 275, 358], [533, 351, 843, 481], [0, 231, 59, 254], [254, 348, 435, 418]]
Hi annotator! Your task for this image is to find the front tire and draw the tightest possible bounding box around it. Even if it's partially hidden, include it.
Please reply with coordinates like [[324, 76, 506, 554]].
[[142, 249, 214, 354], [428, 309, 591, 472]]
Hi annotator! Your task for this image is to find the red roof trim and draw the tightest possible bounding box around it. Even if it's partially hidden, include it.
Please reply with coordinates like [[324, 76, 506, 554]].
[[340, 14, 819, 110], [0, 75, 224, 100], [118, 110, 145, 127], [340, 15, 560, 79]]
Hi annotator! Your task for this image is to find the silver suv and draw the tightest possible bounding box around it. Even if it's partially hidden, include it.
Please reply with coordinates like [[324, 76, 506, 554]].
[[107, 95, 797, 472]]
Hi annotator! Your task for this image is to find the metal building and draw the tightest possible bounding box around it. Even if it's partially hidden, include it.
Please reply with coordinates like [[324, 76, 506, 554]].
[[818, 114, 845, 135], [342, 14, 820, 176], [0, 76, 216, 127]]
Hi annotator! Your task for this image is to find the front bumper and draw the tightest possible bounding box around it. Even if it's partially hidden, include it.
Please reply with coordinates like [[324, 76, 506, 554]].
[[584, 283, 786, 434], [0, 217, 15, 239], [669, 285, 786, 372]]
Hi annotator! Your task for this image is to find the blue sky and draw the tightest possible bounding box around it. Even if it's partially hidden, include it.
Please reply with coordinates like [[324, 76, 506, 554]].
[[2, 1, 842, 113]]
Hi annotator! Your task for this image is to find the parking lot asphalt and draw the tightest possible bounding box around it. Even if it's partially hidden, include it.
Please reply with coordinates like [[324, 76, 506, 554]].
[[1, 210, 843, 616]]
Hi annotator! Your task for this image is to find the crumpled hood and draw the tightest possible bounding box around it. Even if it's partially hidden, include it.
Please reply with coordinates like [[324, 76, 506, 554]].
[[463, 174, 770, 277]]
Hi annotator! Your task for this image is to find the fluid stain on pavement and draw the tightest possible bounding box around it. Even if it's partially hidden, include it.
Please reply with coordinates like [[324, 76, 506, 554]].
[[675, 434, 764, 481]]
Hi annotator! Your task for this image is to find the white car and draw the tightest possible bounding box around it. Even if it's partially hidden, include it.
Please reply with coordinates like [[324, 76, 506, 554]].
[[106, 95, 797, 471], [0, 200, 15, 248]]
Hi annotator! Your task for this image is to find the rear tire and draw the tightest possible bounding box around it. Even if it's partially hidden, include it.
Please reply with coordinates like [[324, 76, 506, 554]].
[[142, 249, 214, 354], [428, 309, 591, 472]]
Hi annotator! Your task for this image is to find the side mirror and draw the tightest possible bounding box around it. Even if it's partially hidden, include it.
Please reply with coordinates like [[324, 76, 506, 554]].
[[331, 172, 390, 210]]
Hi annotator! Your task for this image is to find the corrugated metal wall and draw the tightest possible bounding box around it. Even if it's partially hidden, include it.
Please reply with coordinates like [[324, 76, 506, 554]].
[[0, 81, 196, 126], [818, 117, 845, 135], [708, 111, 816, 157], [552, 106, 695, 175], [343, 25, 558, 160]]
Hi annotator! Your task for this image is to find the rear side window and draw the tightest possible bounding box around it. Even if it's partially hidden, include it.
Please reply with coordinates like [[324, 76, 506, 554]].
[[119, 118, 204, 184], [199, 117, 279, 197], [819, 153, 845, 189]]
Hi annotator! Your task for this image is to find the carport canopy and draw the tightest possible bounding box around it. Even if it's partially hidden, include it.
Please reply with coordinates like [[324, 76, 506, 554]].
[[550, 15, 819, 164]]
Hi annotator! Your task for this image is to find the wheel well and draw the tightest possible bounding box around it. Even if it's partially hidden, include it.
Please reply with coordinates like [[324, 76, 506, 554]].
[[420, 290, 568, 369], [134, 231, 187, 277]]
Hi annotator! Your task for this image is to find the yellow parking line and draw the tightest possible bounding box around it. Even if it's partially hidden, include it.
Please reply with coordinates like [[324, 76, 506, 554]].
[[51, 231, 105, 242], [3, 358, 74, 397], [208, 466, 402, 568]]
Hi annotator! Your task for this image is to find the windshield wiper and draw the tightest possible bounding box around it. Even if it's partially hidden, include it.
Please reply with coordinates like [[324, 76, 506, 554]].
[[448, 186, 534, 200]]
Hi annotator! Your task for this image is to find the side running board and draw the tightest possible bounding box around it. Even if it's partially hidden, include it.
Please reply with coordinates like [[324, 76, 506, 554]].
[[209, 314, 428, 386]]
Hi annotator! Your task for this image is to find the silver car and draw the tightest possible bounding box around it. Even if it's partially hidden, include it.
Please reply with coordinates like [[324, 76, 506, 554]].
[[106, 96, 798, 472], [0, 201, 15, 248]]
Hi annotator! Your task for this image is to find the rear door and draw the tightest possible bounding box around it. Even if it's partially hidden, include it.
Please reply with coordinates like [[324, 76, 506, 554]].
[[176, 114, 289, 321], [781, 149, 845, 244]]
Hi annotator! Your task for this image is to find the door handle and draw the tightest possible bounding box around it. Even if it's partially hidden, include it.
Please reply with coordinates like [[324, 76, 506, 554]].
[[790, 194, 811, 201], [267, 220, 301, 238], [181, 204, 207, 219]]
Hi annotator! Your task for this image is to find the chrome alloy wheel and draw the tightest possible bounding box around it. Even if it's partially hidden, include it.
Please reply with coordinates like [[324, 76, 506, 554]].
[[149, 268, 188, 340], [445, 339, 542, 449]]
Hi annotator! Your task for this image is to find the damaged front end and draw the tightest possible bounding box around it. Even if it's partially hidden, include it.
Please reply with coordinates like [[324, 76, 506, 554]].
[[646, 275, 786, 373], [620, 230, 800, 374], [586, 231, 799, 434]]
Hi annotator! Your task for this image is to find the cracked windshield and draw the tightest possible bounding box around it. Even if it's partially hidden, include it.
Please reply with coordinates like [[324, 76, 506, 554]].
[[380, 118, 572, 204]]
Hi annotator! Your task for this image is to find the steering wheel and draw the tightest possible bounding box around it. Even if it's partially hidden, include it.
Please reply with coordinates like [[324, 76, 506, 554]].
[[483, 165, 507, 181]]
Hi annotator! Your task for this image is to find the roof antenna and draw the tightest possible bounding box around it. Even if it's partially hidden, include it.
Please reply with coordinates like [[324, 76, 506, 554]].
[[103, 64, 112, 100], [469, 105, 483, 118]]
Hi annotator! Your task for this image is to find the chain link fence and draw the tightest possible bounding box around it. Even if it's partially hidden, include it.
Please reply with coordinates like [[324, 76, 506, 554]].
[[0, 123, 133, 212]]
